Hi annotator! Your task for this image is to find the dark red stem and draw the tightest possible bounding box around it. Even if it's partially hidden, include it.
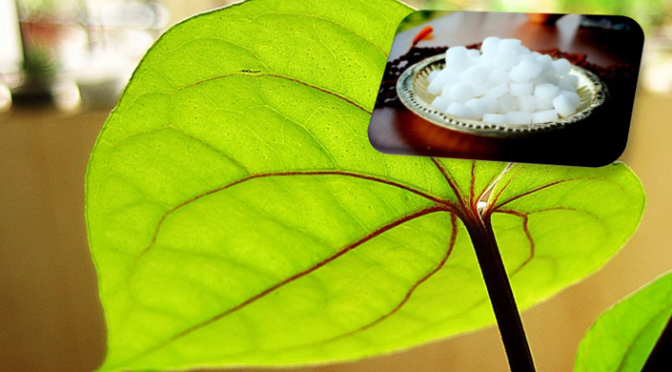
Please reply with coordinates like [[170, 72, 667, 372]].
[[463, 210, 536, 372]]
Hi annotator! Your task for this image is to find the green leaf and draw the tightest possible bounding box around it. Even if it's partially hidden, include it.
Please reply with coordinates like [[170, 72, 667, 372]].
[[575, 272, 672, 372], [486, 163, 646, 307], [85, 0, 645, 371]]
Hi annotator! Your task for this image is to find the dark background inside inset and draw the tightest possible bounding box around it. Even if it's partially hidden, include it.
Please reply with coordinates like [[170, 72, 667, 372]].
[[368, 12, 644, 167]]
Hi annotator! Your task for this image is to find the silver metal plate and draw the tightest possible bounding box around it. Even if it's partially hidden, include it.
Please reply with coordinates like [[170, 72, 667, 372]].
[[396, 53, 608, 138]]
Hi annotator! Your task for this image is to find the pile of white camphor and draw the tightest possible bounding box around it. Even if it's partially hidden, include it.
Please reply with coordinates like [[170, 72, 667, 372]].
[[427, 37, 582, 125]]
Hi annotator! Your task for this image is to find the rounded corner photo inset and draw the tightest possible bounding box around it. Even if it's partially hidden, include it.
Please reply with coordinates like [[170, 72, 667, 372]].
[[368, 11, 644, 167]]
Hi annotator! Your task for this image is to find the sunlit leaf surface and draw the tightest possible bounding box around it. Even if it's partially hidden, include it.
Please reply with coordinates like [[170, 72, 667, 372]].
[[86, 0, 645, 371]]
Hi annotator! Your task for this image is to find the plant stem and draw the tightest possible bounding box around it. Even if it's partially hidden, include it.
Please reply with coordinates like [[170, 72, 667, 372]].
[[463, 213, 536, 372]]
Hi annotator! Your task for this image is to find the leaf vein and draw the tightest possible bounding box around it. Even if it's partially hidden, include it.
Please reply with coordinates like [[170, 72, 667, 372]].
[[175, 72, 372, 114], [117, 206, 450, 368]]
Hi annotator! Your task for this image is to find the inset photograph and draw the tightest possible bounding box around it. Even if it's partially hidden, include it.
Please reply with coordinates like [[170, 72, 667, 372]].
[[369, 11, 644, 167]]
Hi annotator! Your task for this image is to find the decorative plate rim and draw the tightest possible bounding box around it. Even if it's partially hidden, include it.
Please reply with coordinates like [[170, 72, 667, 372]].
[[396, 53, 609, 138]]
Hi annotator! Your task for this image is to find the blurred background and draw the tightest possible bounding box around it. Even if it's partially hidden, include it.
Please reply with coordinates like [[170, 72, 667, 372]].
[[0, 1, 671, 372]]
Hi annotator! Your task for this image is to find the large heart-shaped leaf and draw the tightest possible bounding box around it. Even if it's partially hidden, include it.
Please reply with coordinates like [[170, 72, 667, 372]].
[[575, 272, 672, 372], [85, 1, 645, 371]]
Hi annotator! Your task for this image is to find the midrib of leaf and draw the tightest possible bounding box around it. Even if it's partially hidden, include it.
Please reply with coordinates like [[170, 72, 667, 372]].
[[136, 170, 459, 261], [431, 159, 474, 212]]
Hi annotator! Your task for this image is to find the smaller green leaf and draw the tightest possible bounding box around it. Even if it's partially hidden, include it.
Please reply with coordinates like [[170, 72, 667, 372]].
[[575, 271, 672, 372]]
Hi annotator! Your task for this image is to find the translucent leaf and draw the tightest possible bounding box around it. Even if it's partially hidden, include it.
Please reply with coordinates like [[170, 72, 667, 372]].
[[575, 272, 672, 372], [85, 1, 646, 371]]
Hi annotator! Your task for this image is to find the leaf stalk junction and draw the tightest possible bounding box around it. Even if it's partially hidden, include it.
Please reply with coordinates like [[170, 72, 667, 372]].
[[464, 201, 536, 372], [450, 161, 537, 372]]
